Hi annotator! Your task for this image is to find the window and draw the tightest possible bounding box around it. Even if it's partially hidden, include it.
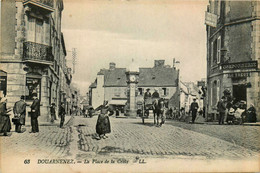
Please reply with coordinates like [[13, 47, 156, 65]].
[[138, 88, 143, 95], [25, 77, 41, 100], [217, 36, 221, 64], [162, 88, 167, 96], [211, 42, 214, 66], [27, 16, 45, 44], [0, 70, 7, 98]]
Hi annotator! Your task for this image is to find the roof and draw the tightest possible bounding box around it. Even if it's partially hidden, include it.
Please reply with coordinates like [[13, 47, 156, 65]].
[[90, 66, 178, 88], [89, 80, 97, 88], [138, 67, 178, 87], [104, 68, 127, 87]]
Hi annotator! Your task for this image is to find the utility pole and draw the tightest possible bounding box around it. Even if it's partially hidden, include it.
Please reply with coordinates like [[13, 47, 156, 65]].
[[72, 48, 77, 74]]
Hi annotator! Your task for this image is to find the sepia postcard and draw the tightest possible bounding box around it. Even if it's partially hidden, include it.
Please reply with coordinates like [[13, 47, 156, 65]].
[[0, 0, 259, 172]]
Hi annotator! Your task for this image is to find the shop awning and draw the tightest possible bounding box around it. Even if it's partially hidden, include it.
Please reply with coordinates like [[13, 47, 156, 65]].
[[108, 100, 127, 105]]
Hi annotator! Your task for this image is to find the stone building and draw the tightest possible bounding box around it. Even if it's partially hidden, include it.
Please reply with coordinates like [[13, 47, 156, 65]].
[[0, 0, 71, 122], [205, 1, 260, 120], [89, 60, 180, 113]]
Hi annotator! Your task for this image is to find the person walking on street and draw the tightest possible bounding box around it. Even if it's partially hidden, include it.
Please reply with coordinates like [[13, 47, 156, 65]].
[[217, 96, 226, 125], [50, 103, 56, 123], [96, 101, 111, 140], [30, 93, 40, 133], [189, 98, 199, 123], [13, 95, 26, 133], [0, 97, 12, 136], [59, 102, 66, 128]]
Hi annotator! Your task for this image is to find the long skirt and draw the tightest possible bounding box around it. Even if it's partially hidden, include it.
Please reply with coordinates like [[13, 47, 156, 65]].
[[96, 114, 111, 135], [0, 115, 11, 133]]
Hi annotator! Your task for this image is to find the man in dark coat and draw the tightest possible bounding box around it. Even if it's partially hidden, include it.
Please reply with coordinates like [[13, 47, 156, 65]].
[[30, 93, 40, 133], [13, 95, 26, 133], [152, 89, 160, 99], [190, 98, 199, 123], [144, 89, 151, 100], [59, 102, 66, 128], [217, 96, 226, 125]]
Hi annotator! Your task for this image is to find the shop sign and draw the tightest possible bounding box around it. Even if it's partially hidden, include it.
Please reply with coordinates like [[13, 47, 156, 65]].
[[205, 11, 217, 27], [197, 81, 206, 87], [227, 72, 251, 78], [222, 61, 258, 70]]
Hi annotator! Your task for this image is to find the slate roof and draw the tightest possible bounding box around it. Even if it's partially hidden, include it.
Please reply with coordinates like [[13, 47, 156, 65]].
[[90, 66, 178, 88], [138, 67, 178, 87], [104, 68, 127, 87]]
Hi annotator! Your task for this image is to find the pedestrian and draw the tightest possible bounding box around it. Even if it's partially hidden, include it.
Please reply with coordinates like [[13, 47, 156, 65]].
[[172, 107, 177, 119], [0, 97, 12, 136], [50, 103, 56, 123], [247, 103, 257, 123], [95, 101, 111, 140], [217, 96, 226, 125], [152, 89, 160, 99], [59, 102, 66, 128], [189, 98, 199, 123], [13, 95, 26, 133], [30, 93, 40, 133]]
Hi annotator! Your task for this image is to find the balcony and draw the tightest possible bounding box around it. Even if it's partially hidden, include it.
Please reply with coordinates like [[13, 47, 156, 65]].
[[23, 41, 54, 65], [23, 0, 54, 12]]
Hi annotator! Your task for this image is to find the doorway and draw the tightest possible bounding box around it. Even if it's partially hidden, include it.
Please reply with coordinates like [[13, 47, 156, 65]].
[[233, 84, 246, 104]]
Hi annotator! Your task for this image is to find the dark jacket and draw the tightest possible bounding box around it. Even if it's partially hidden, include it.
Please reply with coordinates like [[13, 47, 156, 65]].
[[13, 100, 26, 125], [59, 106, 66, 116], [217, 100, 226, 113], [152, 91, 160, 98], [31, 98, 40, 117], [13, 100, 26, 115], [144, 91, 151, 100], [190, 102, 199, 112]]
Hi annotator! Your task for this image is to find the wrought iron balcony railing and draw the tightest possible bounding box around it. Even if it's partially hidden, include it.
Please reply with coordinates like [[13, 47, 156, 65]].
[[23, 0, 53, 8], [23, 41, 54, 64]]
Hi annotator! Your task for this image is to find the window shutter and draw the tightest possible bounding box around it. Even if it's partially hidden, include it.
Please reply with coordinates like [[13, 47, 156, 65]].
[[217, 36, 221, 64]]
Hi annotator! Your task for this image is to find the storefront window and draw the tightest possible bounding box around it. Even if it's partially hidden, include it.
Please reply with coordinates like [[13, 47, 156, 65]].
[[25, 77, 41, 100], [0, 70, 7, 98]]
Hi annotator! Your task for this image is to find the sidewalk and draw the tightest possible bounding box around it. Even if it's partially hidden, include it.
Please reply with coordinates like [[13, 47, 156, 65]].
[[25, 115, 73, 127]]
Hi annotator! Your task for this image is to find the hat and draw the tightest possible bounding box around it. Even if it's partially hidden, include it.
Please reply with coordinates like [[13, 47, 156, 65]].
[[20, 95, 25, 100], [32, 93, 37, 97], [193, 98, 196, 101], [51, 103, 55, 106], [146, 88, 150, 91]]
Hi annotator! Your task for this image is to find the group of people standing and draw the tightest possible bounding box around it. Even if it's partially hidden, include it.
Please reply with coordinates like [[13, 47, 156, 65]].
[[0, 94, 40, 135], [217, 96, 257, 125], [0, 93, 67, 136]]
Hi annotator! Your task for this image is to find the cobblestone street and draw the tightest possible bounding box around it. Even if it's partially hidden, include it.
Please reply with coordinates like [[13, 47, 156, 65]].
[[1, 115, 259, 161], [73, 116, 259, 160], [1, 115, 259, 172]]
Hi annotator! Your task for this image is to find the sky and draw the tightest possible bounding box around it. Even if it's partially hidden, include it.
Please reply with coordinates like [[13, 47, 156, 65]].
[[61, 0, 208, 95]]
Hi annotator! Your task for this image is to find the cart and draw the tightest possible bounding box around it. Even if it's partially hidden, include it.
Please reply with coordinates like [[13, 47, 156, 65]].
[[137, 97, 155, 124]]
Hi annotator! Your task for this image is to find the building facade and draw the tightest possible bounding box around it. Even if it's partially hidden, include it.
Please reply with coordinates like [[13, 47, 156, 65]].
[[205, 1, 260, 120], [0, 0, 72, 122], [89, 60, 180, 113]]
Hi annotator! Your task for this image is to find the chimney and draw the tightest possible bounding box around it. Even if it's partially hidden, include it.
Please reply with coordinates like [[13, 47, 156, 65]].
[[154, 60, 165, 67], [173, 58, 175, 67], [109, 62, 116, 70]]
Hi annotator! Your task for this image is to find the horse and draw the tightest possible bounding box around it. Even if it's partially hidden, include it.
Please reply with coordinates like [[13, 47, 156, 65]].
[[152, 98, 167, 126]]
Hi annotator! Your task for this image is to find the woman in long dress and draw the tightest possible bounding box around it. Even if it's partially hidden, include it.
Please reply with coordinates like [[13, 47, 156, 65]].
[[0, 97, 11, 136], [96, 102, 111, 140]]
